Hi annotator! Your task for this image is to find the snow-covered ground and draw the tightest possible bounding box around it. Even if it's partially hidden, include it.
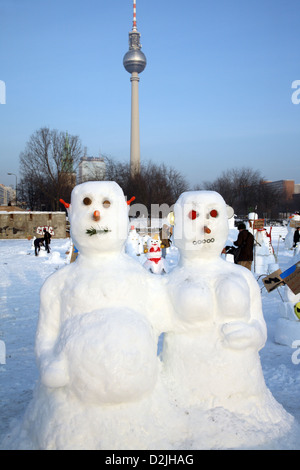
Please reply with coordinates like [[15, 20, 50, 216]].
[[0, 228, 300, 449]]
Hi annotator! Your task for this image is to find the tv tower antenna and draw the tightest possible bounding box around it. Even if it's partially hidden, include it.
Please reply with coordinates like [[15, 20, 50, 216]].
[[123, 0, 147, 177]]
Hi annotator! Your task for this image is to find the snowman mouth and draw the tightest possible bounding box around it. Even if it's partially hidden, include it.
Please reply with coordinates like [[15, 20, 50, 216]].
[[192, 238, 215, 245], [86, 226, 112, 236]]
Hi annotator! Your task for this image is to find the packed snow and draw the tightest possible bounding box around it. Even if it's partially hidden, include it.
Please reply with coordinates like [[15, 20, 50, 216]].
[[0, 183, 300, 450]]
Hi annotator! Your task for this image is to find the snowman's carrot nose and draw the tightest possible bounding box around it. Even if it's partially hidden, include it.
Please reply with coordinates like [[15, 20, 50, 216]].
[[93, 210, 100, 221], [204, 226, 211, 234]]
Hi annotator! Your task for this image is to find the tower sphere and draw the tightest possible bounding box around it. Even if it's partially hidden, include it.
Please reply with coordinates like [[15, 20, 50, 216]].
[[123, 49, 147, 74]]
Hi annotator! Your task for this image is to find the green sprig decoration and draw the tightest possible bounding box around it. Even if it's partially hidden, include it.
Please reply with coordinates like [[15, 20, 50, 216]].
[[86, 227, 111, 236]]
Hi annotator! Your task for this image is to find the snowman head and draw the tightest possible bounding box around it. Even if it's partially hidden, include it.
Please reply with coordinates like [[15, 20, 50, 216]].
[[147, 234, 160, 250], [173, 190, 230, 260], [68, 181, 128, 256]]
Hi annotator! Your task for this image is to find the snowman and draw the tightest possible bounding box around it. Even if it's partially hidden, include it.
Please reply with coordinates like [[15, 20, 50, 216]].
[[143, 234, 168, 274], [13, 181, 181, 450], [285, 212, 300, 250], [247, 212, 279, 274], [162, 191, 293, 447], [125, 225, 143, 257]]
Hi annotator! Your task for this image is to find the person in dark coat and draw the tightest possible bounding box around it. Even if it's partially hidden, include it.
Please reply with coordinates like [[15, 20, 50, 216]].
[[43, 228, 51, 253], [233, 223, 254, 271], [294, 227, 300, 248], [34, 238, 44, 256]]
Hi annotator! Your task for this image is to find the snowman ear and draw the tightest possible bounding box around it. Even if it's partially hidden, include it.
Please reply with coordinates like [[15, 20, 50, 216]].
[[60, 199, 71, 215], [226, 205, 234, 219], [60, 199, 70, 209], [127, 196, 136, 206]]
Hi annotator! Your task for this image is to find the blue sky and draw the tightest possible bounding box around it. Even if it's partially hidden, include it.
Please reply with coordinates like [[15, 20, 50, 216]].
[[1, 0, 300, 191]]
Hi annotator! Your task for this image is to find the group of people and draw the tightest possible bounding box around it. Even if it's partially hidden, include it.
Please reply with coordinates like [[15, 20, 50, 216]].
[[34, 228, 51, 256]]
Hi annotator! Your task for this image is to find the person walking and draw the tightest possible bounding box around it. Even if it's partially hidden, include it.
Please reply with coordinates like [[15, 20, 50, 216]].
[[43, 228, 51, 253], [233, 223, 254, 271], [293, 227, 300, 248]]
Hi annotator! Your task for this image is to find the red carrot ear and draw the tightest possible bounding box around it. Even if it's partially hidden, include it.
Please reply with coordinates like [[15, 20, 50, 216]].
[[127, 196, 136, 206], [59, 198, 70, 209]]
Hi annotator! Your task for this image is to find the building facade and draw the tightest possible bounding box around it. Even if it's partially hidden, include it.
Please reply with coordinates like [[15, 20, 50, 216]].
[[264, 180, 295, 200], [0, 184, 15, 205], [78, 157, 106, 183]]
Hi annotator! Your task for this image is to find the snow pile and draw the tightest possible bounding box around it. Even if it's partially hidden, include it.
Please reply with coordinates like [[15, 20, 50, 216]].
[[0, 182, 300, 450]]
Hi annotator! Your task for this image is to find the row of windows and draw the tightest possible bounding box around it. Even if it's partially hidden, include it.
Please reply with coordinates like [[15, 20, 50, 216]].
[[4, 213, 53, 220]]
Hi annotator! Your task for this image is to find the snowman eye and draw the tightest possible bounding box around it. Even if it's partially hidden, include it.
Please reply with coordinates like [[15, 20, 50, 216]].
[[83, 197, 92, 206], [210, 209, 218, 218], [102, 200, 111, 208], [188, 210, 199, 220]]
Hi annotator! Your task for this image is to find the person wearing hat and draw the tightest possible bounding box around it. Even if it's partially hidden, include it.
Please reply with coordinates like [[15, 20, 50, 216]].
[[233, 222, 254, 271]]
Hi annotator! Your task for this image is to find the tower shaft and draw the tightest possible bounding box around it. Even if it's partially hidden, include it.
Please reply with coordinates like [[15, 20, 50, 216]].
[[123, 0, 146, 179], [130, 72, 141, 176]]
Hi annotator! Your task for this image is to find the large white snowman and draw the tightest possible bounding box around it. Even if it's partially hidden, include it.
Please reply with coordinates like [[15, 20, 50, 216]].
[[162, 191, 293, 447], [10, 181, 183, 450]]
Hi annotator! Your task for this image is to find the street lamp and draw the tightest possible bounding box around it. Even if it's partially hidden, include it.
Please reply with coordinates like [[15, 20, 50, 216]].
[[7, 173, 17, 206]]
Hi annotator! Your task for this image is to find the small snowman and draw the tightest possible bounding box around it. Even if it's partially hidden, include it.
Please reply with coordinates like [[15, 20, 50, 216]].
[[247, 213, 279, 274], [285, 212, 300, 250], [143, 234, 168, 274], [162, 190, 293, 447], [125, 225, 143, 257]]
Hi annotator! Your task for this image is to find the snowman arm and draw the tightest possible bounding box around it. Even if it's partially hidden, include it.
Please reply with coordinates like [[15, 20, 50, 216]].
[[247, 271, 267, 341], [35, 273, 63, 371], [222, 271, 267, 351]]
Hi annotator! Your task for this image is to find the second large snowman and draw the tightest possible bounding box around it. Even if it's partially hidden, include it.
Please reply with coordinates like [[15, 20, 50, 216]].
[[162, 190, 294, 447]]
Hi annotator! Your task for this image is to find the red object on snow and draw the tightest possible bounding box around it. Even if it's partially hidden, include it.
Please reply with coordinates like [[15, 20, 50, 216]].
[[59, 199, 70, 209]]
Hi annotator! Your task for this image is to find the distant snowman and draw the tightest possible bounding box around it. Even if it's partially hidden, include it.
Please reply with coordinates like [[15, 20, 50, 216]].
[[143, 234, 168, 274], [125, 225, 143, 257], [162, 191, 293, 446], [247, 212, 279, 275], [12, 181, 178, 450], [285, 212, 300, 250]]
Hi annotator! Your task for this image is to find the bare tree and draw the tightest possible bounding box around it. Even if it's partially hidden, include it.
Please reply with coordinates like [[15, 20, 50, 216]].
[[19, 127, 83, 210], [203, 167, 280, 217], [103, 156, 189, 210]]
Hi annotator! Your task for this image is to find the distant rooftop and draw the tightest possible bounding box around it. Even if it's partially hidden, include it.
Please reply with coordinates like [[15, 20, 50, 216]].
[[80, 156, 104, 162]]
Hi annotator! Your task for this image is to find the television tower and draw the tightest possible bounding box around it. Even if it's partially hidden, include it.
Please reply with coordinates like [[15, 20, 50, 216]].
[[123, 0, 147, 177]]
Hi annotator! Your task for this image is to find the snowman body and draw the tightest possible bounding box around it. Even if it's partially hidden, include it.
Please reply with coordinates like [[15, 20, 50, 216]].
[[247, 213, 278, 274]]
